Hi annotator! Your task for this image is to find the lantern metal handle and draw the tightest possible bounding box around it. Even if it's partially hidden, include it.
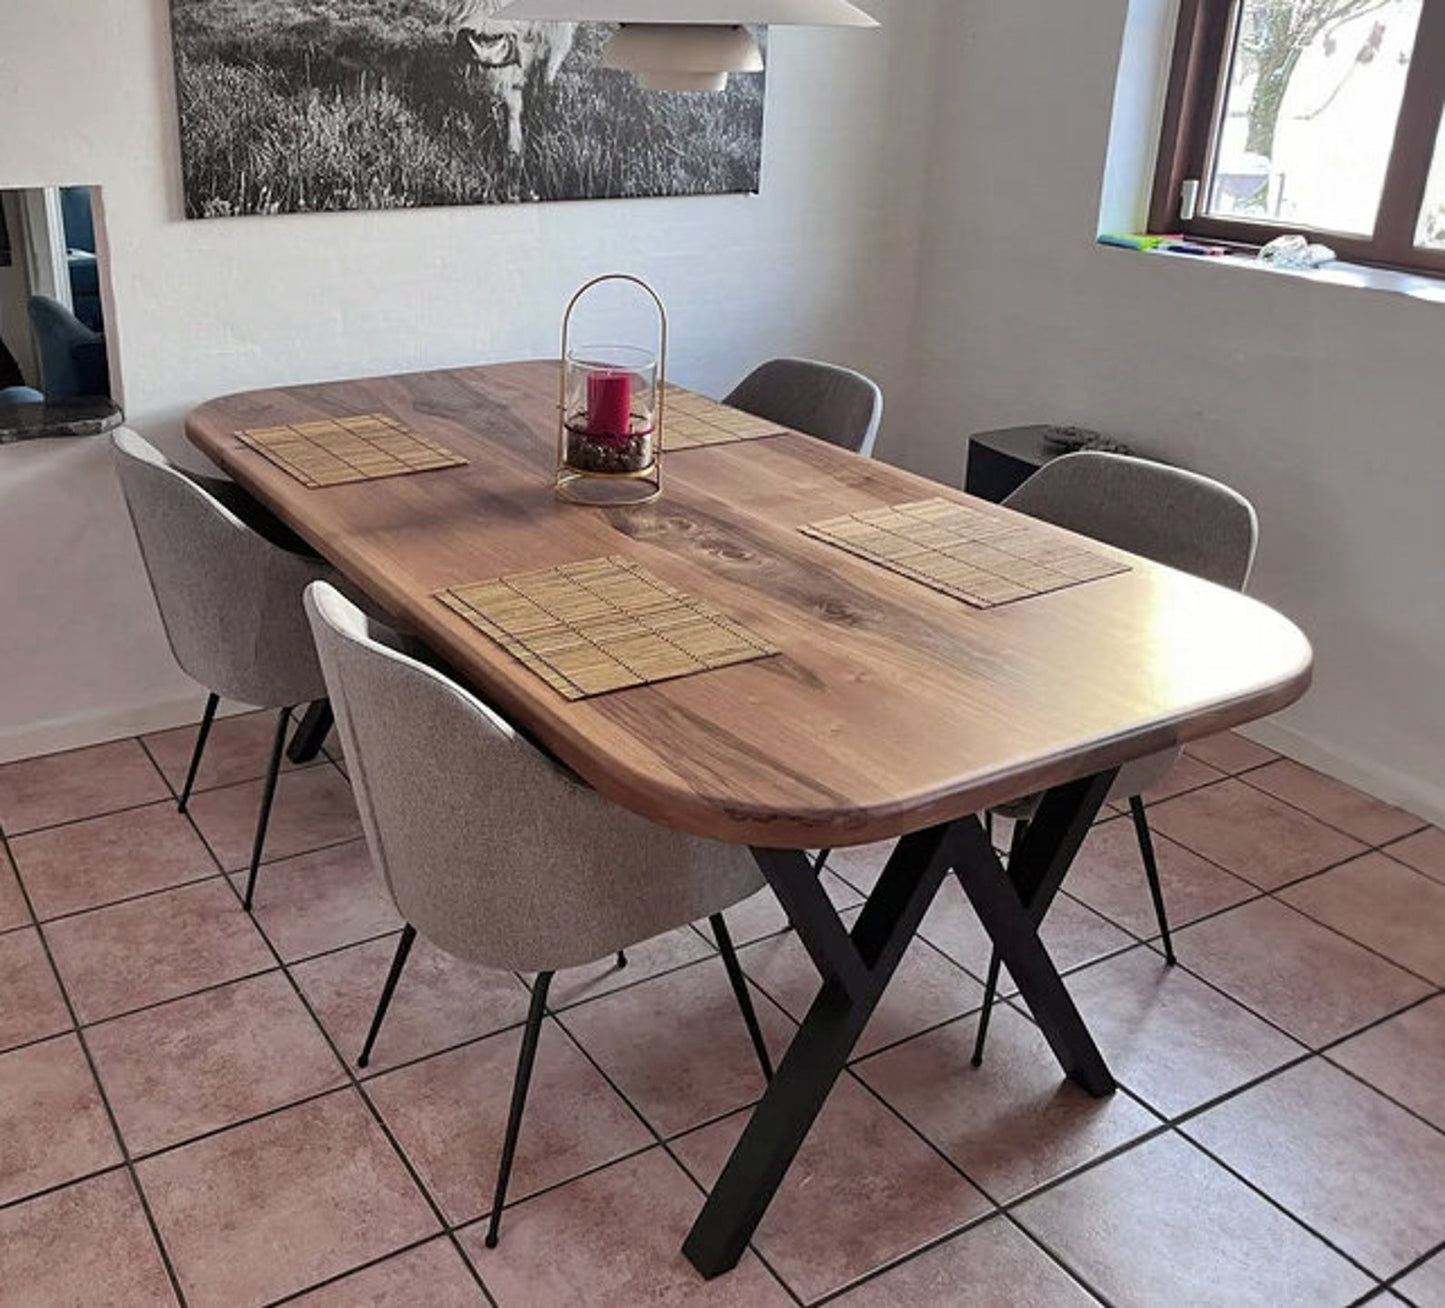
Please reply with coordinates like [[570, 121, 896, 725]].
[[556, 273, 668, 505]]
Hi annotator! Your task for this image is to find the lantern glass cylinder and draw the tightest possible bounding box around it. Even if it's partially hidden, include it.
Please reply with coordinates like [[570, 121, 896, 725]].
[[559, 345, 660, 502]]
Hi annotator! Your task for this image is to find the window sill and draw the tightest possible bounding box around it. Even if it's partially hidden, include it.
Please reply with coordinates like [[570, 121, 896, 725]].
[[1095, 237, 1445, 305]]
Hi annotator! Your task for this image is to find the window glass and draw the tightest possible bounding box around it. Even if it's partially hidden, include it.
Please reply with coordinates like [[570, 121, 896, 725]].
[[1207, 0, 1422, 236], [1416, 114, 1445, 247]]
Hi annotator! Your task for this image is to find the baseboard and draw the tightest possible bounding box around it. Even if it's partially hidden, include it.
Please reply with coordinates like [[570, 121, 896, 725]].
[[0, 694, 248, 766], [1240, 719, 1445, 830]]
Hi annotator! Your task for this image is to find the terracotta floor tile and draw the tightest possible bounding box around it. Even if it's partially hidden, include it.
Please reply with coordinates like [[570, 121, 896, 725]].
[[287, 1238, 486, 1306], [0, 739, 168, 836], [0, 928, 70, 1053], [368, 1021, 653, 1225], [457, 1148, 792, 1307], [1185, 1058, 1445, 1276], [1175, 897, 1432, 1047], [0, 1035, 120, 1205], [857, 1006, 1159, 1203], [0, 843, 30, 933], [1015, 1132, 1372, 1308], [186, 766, 360, 873], [0, 1170, 176, 1307], [560, 957, 794, 1136], [291, 932, 531, 1074], [830, 1215, 1098, 1307], [823, 840, 898, 893], [919, 875, 1134, 990], [142, 708, 312, 795], [740, 912, 983, 1059], [44, 879, 276, 1023], [714, 870, 861, 947], [228, 839, 401, 962], [672, 1075, 992, 1303], [10, 802, 216, 920], [1065, 945, 1304, 1118], [1138, 752, 1227, 803], [87, 972, 345, 1155], [1386, 827, 1445, 884], [1329, 996, 1445, 1130], [1065, 815, 1258, 941], [1183, 731, 1279, 774], [1281, 853, 1445, 984], [137, 1089, 437, 1308], [1149, 779, 1366, 889], [1244, 760, 1425, 846], [548, 925, 717, 1010], [1397, 1250, 1445, 1307]]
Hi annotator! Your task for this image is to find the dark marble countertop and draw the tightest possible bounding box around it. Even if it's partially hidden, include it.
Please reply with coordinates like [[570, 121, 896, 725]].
[[0, 397, 124, 443]]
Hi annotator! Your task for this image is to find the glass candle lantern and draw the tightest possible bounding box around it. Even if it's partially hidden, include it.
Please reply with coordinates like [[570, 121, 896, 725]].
[[556, 276, 667, 505]]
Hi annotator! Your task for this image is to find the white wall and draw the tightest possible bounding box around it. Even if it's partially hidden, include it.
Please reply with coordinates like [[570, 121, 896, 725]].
[[0, 0, 939, 762], [902, 0, 1445, 822]]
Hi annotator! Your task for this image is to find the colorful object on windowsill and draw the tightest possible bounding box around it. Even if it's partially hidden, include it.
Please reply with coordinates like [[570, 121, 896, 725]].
[[556, 274, 668, 506], [1099, 233, 1231, 257]]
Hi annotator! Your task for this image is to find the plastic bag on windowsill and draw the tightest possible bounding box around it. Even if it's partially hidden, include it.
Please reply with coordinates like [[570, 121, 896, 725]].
[[1258, 234, 1337, 270]]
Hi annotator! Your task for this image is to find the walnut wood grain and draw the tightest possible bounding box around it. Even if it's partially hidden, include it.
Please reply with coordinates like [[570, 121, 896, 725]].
[[186, 361, 1313, 847]]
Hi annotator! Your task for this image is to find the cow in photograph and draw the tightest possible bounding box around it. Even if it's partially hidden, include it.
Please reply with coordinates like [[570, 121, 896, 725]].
[[446, 0, 577, 157]]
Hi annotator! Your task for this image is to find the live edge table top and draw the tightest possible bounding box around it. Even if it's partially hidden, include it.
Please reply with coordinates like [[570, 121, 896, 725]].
[[186, 360, 1312, 849]]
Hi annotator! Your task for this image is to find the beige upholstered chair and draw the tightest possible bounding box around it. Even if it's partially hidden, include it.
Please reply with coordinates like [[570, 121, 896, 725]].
[[304, 581, 775, 1247], [972, 451, 1259, 1063], [112, 428, 333, 910], [726, 357, 884, 459]]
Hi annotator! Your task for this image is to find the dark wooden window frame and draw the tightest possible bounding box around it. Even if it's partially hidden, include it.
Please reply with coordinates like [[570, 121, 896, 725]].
[[1150, 0, 1445, 276]]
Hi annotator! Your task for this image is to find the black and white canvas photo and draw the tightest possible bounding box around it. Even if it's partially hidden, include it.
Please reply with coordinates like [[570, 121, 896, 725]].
[[169, 0, 766, 218]]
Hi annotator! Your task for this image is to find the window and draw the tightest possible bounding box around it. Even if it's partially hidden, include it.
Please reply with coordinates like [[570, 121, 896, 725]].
[[1151, 0, 1445, 274]]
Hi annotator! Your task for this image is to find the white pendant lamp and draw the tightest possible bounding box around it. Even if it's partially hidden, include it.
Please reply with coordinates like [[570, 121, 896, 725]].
[[494, 1, 879, 92]]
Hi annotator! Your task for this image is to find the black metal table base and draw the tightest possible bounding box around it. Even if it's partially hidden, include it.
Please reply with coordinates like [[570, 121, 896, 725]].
[[681, 770, 1117, 1280], [286, 699, 334, 764]]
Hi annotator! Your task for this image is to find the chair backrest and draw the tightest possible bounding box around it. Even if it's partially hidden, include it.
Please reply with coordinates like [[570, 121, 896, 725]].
[[28, 295, 107, 399], [724, 357, 883, 459], [1004, 452, 1259, 590], [111, 428, 327, 708], [304, 582, 761, 972]]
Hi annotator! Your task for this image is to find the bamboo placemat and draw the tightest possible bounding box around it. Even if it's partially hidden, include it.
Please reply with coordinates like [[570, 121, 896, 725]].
[[437, 556, 778, 700], [802, 497, 1130, 609], [236, 414, 467, 487], [663, 385, 787, 450]]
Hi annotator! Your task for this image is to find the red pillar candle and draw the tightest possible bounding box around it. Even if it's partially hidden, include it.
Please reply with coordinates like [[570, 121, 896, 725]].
[[586, 370, 633, 440]]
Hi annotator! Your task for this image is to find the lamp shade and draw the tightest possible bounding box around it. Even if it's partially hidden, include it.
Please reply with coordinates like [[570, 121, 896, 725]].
[[494, 1, 877, 26]]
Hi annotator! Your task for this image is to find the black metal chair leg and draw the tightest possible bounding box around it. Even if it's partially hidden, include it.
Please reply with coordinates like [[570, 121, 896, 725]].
[[812, 849, 832, 874], [971, 817, 1028, 1067], [242, 706, 292, 911], [177, 692, 220, 814], [616, 950, 628, 969], [485, 971, 553, 1249], [358, 925, 417, 1068], [710, 913, 774, 1081], [970, 953, 1003, 1067], [1129, 794, 1176, 965]]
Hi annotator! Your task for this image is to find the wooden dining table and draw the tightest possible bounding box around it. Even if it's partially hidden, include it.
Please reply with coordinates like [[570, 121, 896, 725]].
[[187, 359, 1313, 1279]]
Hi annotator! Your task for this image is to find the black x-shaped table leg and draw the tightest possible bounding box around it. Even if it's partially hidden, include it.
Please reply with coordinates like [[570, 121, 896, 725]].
[[682, 769, 1118, 1280]]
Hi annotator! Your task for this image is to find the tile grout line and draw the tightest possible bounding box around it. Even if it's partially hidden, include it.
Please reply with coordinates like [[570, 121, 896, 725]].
[[547, 969, 809, 1307], [170, 787, 505, 1308], [6, 866, 193, 1308]]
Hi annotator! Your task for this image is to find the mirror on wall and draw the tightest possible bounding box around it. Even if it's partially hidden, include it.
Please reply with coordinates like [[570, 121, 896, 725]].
[[1, 185, 119, 434]]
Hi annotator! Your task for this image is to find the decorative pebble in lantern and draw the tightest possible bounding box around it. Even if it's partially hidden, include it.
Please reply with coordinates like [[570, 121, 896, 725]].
[[556, 274, 667, 505]]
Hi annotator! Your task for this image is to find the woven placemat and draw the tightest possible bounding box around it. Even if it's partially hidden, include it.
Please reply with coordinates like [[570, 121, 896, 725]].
[[236, 414, 467, 487], [438, 556, 777, 700], [663, 385, 786, 450], [802, 497, 1129, 609]]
